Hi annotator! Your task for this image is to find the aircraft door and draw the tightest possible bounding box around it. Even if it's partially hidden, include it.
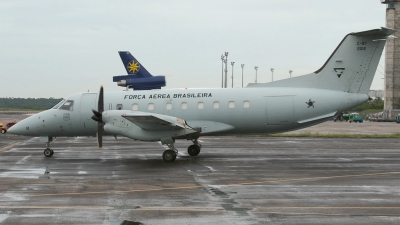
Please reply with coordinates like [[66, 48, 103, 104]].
[[266, 96, 294, 125], [80, 93, 97, 129]]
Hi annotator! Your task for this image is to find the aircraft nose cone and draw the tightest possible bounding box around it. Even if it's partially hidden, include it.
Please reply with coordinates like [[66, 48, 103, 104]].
[[7, 124, 16, 134], [7, 122, 24, 135]]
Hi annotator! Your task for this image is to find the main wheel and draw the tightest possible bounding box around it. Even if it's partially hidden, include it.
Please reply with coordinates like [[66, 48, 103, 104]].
[[163, 150, 176, 162], [44, 148, 52, 157], [50, 149, 54, 156], [1, 130, 6, 134], [187, 145, 200, 156]]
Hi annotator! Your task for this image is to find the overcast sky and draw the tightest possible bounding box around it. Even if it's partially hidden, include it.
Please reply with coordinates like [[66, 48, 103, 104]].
[[0, 0, 388, 98]]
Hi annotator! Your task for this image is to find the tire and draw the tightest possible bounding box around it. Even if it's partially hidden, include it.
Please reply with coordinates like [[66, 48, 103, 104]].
[[162, 150, 176, 162], [44, 148, 52, 157], [1, 130, 6, 134], [188, 145, 200, 156]]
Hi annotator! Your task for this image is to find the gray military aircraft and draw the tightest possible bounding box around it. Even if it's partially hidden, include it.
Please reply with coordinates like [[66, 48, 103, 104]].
[[8, 27, 395, 162]]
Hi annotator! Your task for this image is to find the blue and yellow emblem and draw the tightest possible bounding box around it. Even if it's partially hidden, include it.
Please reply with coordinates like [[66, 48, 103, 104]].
[[127, 61, 140, 74]]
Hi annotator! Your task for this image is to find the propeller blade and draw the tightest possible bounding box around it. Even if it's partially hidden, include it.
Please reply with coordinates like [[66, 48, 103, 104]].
[[98, 123, 103, 150], [94, 85, 104, 150], [98, 85, 104, 113]]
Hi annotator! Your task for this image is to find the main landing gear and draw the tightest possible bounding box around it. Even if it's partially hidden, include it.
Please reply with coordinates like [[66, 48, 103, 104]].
[[44, 142, 54, 157], [187, 139, 202, 156], [162, 143, 178, 162], [161, 138, 203, 162]]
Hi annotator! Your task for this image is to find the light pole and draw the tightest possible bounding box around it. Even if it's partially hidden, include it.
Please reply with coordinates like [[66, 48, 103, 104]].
[[224, 52, 229, 88], [270, 68, 274, 82], [231, 62, 235, 88], [241, 64, 245, 88], [254, 66, 258, 83], [221, 55, 225, 88], [289, 70, 293, 78]]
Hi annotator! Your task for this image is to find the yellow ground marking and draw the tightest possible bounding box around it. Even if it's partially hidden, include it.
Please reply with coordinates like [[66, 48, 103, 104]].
[[256, 207, 400, 209], [252, 211, 400, 217], [23, 171, 400, 197]]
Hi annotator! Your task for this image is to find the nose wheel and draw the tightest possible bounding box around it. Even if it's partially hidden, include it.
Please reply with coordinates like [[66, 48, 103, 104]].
[[43, 141, 54, 157], [44, 148, 54, 157]]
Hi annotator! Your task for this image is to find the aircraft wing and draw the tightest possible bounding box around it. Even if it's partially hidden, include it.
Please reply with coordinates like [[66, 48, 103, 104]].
[[122, 112, 195, 131]]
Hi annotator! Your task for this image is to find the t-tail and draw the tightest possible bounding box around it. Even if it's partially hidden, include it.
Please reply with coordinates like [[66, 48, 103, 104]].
[[113, 51, 166, 90], [250, 27, 396, 95]]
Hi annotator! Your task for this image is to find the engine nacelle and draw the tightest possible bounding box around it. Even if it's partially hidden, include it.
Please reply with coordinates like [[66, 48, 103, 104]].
[[102, 110, 197, 141]]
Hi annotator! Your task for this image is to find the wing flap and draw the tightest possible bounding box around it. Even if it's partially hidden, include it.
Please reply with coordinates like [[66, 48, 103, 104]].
[[122, 112, 195, 131]]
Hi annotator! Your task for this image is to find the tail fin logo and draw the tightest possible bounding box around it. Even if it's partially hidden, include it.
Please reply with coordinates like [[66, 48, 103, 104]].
[[127, 61, 140, 74], [333, 68, 345, 78]]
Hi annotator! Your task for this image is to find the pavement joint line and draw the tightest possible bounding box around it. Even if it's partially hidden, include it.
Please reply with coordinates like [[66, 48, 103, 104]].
[[0, 206, 110, 210], [0, 206, 399, 214], [0, 141, 22, 153], [0, 206, 224, 212], [23, 171, 400, 198]]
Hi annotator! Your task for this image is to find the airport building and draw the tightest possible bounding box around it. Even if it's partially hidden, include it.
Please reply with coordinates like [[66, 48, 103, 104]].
[[382, 0, 400, 118]]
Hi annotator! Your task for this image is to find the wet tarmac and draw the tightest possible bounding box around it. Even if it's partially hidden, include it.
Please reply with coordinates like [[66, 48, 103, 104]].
[[1, 133, 400, 224]]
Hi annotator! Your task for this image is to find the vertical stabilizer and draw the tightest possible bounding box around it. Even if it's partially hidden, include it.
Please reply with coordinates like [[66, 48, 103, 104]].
[[118, 51, 152, 77], [249, 27, 396, 94]]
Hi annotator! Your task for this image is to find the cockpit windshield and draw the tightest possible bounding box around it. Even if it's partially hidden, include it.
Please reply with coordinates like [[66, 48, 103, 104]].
[[52, 99, 66, 109], [59, 100, 74, 111]]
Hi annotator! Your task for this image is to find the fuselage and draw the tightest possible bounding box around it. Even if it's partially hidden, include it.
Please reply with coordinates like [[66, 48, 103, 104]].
[[9, 87, 367, 138]]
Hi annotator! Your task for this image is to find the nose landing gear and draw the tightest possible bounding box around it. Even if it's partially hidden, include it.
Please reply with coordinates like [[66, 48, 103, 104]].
[[43, 140, 54, 157], [44, 148, 54, 157]]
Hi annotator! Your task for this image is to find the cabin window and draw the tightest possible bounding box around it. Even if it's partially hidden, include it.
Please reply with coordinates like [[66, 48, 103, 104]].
[[132, 103, 138, 111], [198, 102, 204, 109], [166, 103, 172, 110], [213, 101, 219, 109], [243, 100, 250, 108], [59, 100, 74, 111], [116, 104, 123, 110], [181, 102, 188, 110], [228, 101, 235, 109], [148, 103, 154, 111]]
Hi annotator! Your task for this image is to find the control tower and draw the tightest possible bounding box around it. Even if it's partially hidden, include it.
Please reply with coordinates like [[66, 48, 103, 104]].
[[381, 0, 400, 118]]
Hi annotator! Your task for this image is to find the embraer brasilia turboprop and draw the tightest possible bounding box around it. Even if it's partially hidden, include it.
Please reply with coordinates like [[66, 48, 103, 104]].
[[8, 27, 395, 162]]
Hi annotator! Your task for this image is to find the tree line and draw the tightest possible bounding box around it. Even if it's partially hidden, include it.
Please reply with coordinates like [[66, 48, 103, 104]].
[[0, 97, 63, 110], [349, 98, 384, 112]]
